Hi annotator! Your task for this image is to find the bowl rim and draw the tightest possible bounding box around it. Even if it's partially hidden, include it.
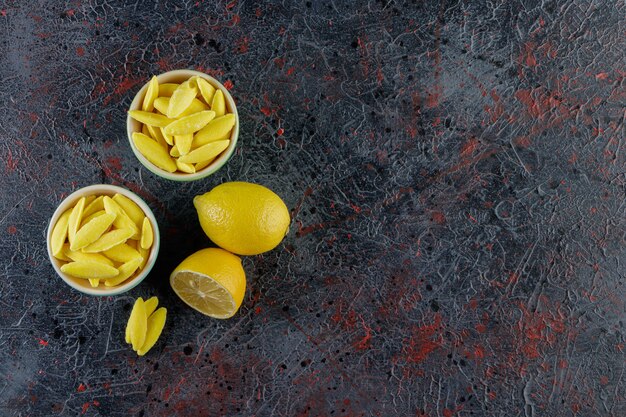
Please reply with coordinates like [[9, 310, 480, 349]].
[[126, 69, 239, 182], [46, 184, 160, 296]]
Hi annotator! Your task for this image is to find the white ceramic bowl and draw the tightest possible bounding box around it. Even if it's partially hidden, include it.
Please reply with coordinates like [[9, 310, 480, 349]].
[[46, 184, 160, 296], [127, 69, 239, 181]]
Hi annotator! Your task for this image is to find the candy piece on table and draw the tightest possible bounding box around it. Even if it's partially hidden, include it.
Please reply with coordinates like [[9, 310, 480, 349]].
[[104, 257, 142, 287], [144, 296, 159, 316], [163, 111, 215, 136], [142, 76, 159, 112], [140, 217, 153, 250], [194, 157, 215, 172], [154, 97, 208, 117], [83, 196, 104, 218], [82, 228, 135, 253], [127, 297, 147, 351], [132, 132, 177, 173], [177, 140, 230, 164], [195, 77, 216, 106], [60, 261, 119, 279], [175, 133, 193, 155], [103, 196, 140, 239], [67, 197, 86, 247], [128, 110, 172, 128], [124, 296, 158, 343], [64, 246, 114, 266], [211, 89, 226, 117], [137, 307, 167, 356], [103, 243, 142, 263], [167, 81, 198, 118], [70, 212, 116, 251], [157, 83, 179, 97], [50, 208, 72, 257], [193, 114, 236, 148], [176, 159, 196, 174]]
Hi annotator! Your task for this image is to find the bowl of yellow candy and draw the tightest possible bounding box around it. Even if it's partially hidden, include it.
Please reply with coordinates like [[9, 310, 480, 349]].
[[127, 69, 239, 181], [46, 184, 160, 296]]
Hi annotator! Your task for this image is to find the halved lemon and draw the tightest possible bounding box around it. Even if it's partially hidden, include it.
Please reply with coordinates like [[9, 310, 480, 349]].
[[169, 248, 246, 319]]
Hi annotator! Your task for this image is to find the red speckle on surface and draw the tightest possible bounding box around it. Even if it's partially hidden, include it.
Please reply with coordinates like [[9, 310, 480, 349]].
[[223, 79, 234, 90], [168, 22, 184, 33], [1, 10, 7, 17], [473, 344, 485, 360], [260, 107, 272, 116], [156, 58, 169, 70], [426, 88, 441, 109], [460, 137, 479, 156], [37, 338, 48, 346], [90, 81, 106, 99], [520, 42, 537, 68], [7, 225, 17, 235], [77, 383, 86, 392], [353, 317, 372, 350], [599, 375, 609, 385], [517, 301, 567, 359], [103, 77, 143, 105], [274, 57, 285, 69], [595, 72, 609, 81], [236, 37, 249, 53], [6, 148, 18, 172], [443, 409, 454, 417], [401, 314, 442, 364], [106, 157, 123, 172], [76, 47, 85, 56], [513, 136, 532, 148], [276, 128, 284, 136], [286, 67, 296, 76], [475, 323, 487, 333], [230, 14, 240, 25], [431, 211, 446, 224]]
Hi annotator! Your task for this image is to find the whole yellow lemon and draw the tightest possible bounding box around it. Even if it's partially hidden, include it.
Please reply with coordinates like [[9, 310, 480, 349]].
[[193, 182, 290, 255]]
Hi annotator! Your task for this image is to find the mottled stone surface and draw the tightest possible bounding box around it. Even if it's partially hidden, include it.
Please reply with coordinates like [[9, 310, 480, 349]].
[[0, 1, 624, 416]]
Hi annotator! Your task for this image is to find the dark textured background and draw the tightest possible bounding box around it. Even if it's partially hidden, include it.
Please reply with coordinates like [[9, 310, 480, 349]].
[[0, 1, 624, 416]]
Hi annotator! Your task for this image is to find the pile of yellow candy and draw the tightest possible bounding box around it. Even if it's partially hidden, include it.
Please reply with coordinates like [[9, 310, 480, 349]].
[[49, 193, 154, 287], [126, 296, 167, 356], [128, 75, 236, 174]]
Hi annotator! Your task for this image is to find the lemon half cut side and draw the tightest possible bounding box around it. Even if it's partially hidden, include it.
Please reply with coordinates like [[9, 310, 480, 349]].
[[169, 248, 246, 319]]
